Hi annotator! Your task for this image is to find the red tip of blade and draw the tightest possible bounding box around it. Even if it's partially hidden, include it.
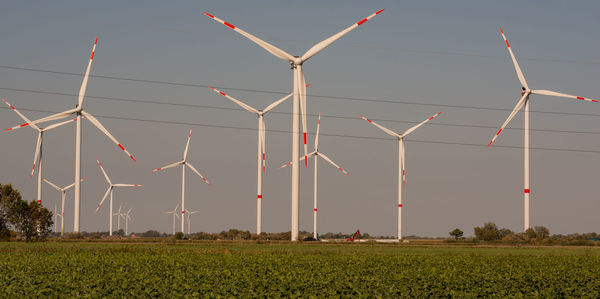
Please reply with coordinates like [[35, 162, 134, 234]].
[[487, 140, 493, 147], [95, 37, 98, 45], [130, 155, 136, 162], [592, 100, 599, 103], [305, 84, 311, 87], [305, 157, 308, 168], [224, 22, 235, 29], [208, 86, 214, 90], [204, 12, 215, 18], [375, 9, 385, 14], [499, 27, 503, 34], [83, 177, 88, 180]]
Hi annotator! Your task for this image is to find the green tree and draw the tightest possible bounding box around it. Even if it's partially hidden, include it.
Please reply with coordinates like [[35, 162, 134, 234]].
[[449, 228, 463, 239], [0, 183, 53, 241], [534, 226, 550, 239], [474, 222, 499, 241], [525, 228, 537, 239], [174, 232, 184, 240]]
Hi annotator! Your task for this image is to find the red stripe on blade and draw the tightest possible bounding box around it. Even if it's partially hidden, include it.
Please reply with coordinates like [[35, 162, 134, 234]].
[[20, 123, 28, 127], [130, 155, 136, 162], [577, 97, 585, 100], [90, 52, 94, 60], [219, 91, 226, 96], [303, 133, 307, 144], [496, 129, 502, 136], [118, 144, 125, 151], [505, 40, 510, 48], [224, 22, 235, 29], [357, 18, 367, 26]]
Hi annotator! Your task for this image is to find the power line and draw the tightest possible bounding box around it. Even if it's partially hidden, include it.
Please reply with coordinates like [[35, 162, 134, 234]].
[[1, 65, 600, 117], [2, 106, 600, 154], [2, 86, 600, 136]]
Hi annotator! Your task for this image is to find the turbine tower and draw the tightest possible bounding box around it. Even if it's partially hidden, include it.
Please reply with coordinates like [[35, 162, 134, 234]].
[[488, 28, 598, 231], [184, 209, 200, 235], [281, 113, 349, 239], [94, 159, 142, 236], [10, 38, 137, 232], [205, 9, 385, 240], [359, 112, 442, 240], [3, 98, 75, 205], [151, 128, 211, 234], [207, 85, 308, 234], [164, 204, 180, 235]]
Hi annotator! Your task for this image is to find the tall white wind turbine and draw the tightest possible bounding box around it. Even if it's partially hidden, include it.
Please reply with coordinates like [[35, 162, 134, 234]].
[[359, 112, 442, 240], [280, 113, 349, 239], [42, 177, 87, 237], [8, 38, 137, 232], [3, 98, 76, 205], [94, 159, 142, 236], [205, 9, 385, 241], [114, 203, 124, 231], [164, 204, 180, 235], [207, 85, 308, 235], [121, 207, 133, 236], [184, 209, 200, 235], [488, 28, 598, 231], [151, 128, 211, 234]]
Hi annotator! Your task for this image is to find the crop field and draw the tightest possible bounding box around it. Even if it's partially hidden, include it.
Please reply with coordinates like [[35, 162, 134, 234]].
[[1, 242, 600, 297]]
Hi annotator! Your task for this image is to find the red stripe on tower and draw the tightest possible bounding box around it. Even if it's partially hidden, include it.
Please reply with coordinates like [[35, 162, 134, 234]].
[[314, 208, 318, 211], [398, 204, 402, 207], [257, 195, 262, 199], [182, 211, 185, 214], [524, 189, 530, 194]]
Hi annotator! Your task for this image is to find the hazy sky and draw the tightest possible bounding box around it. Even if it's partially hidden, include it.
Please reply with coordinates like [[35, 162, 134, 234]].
[[1, 1, 599, 237]]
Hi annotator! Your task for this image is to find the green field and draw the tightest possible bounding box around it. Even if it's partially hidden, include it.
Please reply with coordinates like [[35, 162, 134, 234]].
[[1, 241, 600, 297]]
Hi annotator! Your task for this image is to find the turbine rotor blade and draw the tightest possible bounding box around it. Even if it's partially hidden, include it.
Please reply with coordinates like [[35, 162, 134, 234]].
[[314, 112, 321, 150], [82, 111, 136, 162], [30, 132, 42, 179], [358, 115, 400, 138], [183, 127, 192, 160], [208, 87, 259, 114], [301, 9, 385, 62], [319, 152, 350, 176], [263, 93, 292, 114], [532, 89, 599, 103], [499, 27, 528, 89], [113, 184, 143, 187], [95, 186, 112, 213], [488, 92, 529, 147], [96, 159, 112, 185], [2, 98, 40, 131], [42, 178, 61, 192], [151, 161, 184, 172], [78, 38, 98, 108], [64, 177, 87, 191], [203, 12, 295, 62], [42, 117, 77, 131], [402, 112, 442, 137], [280, 151, 316, 169], [186, 162, 211, 186]]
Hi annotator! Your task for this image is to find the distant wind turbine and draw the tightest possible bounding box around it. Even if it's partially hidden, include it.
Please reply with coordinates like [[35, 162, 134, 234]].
[[164, 204, 180, 235], [42, 177, 87, 237]]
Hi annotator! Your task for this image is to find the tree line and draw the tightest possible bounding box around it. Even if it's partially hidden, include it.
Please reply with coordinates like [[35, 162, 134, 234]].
[[0, 183, 53, 241]]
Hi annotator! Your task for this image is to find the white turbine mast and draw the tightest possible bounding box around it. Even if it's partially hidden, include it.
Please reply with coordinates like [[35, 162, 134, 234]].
[[42, 177, 87, 237], [94, 159, 142, 236], [151, 128, 211, 234], [184, 209, 200, 235], [488, 27, 598, 232], [163, 203, 180, 235], [280, 113, 349, 239], [359, 112, 442, 240], [205, 9, 385, 240]]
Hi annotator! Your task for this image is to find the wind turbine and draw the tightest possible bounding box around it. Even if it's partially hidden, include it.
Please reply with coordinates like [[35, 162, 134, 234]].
[[114, 203, 124, 231], [3, 98, 76, 205], [42, 177, 87, 237], [151, 128, 211, 234], [94, 159, 142, 236], [184, 209, 200, 235], [207, 85, 308, 235], [8, 38, 137, 232], [488, 28, 598, 231], [280, 113, 349, 239], [359, 112, 442, 240], [205, 9, 385, 241], [121, 207, 133, 236], [164, 204, 180, 235]]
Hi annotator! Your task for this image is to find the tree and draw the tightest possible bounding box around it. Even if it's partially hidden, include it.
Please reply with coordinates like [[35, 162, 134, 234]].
[[174, 232, 184, 240], [474, 222, 499, 241], [0, 183, 53, 241], [534, 226, 550, 239], [525, 228, 537, 239], [449, 228, 463, 239], [498, 228, 514, 239]]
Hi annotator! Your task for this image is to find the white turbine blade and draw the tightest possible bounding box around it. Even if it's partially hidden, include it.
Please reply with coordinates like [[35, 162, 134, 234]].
[[208, 86, 259, 114], [64, 177, 88, 191], [82, 111, 136, 162], [183, 127, 192, 160], [499, 27, 528, 89], [95, 186, 112, 213], [30, 132, 42, 179], [358, 115, 400, 138], [2, 98, 40, 131], [96, 159, 112, 185], [279, 151, 316, 169], [42, 178, 62, 192], [127, 207, 132, 214], [118, 203, 123, 214], [319, 152, 350, 176], [301, 9, 385, 62], [127, 215, 133, 223], [42, 117, 77, 131], [186, 162, 211, 186], [151, 161, 184, 173], [113, 184, 143, 187], [78, 38, 97, 108], [488, 93, 528, 147], [263, 93, 292, 114], [203, 12, 295, 62], [532, 89, 599, 103], [402, 112, 442, 137], [300, 70, 308, 167], [314, 112, 321, 150]]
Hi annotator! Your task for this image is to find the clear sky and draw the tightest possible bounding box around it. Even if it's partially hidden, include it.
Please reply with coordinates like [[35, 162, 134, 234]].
[[1, 0, 599, 237]]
